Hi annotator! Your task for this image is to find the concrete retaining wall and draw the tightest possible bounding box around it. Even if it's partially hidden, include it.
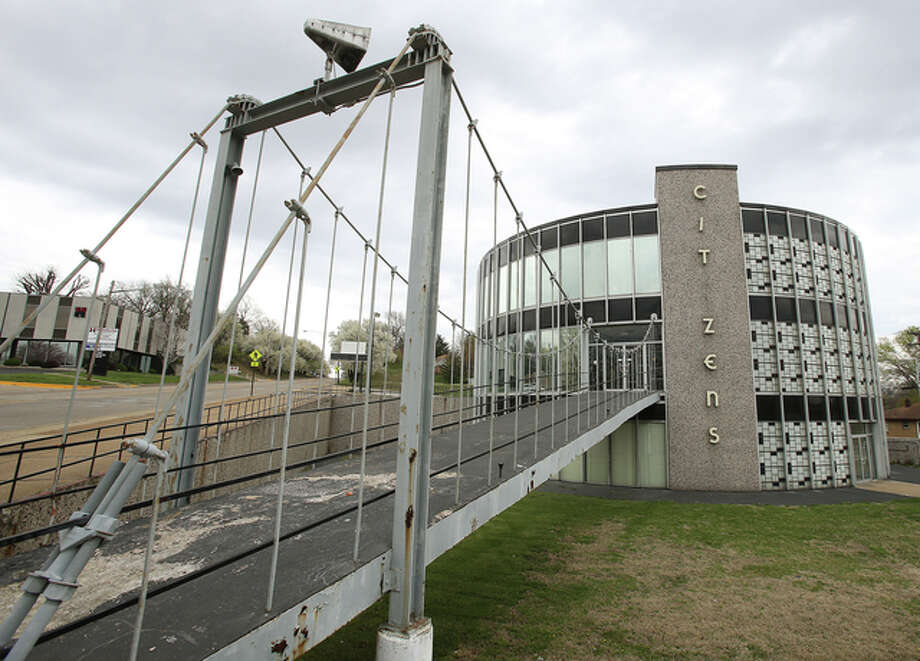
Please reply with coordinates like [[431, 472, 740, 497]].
[[888, 438, 920, 465]]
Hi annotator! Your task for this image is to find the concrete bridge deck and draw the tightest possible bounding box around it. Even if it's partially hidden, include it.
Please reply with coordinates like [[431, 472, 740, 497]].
[[1, 390, 658, 660]]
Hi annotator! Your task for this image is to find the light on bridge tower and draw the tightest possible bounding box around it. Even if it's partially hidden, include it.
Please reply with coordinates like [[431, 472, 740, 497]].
[[303, 19, 372, 81]]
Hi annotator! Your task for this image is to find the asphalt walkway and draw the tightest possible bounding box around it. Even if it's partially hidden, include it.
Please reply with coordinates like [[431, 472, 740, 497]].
[[539, 463, 920, 504]]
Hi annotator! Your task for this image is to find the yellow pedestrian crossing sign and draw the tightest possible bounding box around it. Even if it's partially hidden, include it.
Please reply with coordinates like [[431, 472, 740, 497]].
[[249, 349, 262, 367]]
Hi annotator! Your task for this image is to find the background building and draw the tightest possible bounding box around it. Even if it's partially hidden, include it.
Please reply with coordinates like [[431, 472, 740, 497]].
[[475, 164, 887, 491], [0, 292, 182, 372]]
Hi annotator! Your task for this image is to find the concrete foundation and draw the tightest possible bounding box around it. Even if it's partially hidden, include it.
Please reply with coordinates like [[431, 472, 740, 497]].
[[376, 619, 433, 661]]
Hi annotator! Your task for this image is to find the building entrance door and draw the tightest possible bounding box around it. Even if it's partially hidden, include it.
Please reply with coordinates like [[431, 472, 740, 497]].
[[852, 434, 874, 482]]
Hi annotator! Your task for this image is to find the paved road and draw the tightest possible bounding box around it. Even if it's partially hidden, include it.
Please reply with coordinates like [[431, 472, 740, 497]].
[[0, 377, 328, 443]]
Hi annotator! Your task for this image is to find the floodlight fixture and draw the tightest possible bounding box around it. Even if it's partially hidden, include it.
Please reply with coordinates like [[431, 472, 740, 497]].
[[304, 19, 371, 81]]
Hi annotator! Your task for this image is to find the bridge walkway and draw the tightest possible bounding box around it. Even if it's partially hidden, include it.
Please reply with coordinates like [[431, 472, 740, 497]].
[[10, 390, 660, 660]]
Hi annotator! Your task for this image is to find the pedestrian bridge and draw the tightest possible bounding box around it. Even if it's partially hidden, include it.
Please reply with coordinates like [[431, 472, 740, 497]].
[[16, 389, 660, 660]]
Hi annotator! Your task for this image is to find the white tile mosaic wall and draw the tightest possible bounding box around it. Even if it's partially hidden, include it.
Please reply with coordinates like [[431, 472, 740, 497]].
[[751, 321, 778, 393], [821, 326, 842, 394], [810, 421, 834, 487], [792, 238, 815, 296], [814, 249, 832, 299], [777, 321, 802, 393], [831, 422, 850, 486], [786, 423, 811, 488], [758, 421, 785, 490], [769, 235, 795, 294], [745, 234, 770, 294], [800, 324, 825, 393]]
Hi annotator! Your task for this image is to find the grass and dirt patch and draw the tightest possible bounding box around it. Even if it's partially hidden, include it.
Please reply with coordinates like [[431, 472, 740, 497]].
[[302, 492, 920, 660]]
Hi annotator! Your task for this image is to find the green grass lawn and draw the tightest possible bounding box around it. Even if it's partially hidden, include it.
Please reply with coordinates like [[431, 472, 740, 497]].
[[301, 492, 920, 661], [0, 370, 247, 387]]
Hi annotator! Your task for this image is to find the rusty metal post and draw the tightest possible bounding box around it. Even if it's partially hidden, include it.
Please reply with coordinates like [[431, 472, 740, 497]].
[[385, 41, 452, 636]]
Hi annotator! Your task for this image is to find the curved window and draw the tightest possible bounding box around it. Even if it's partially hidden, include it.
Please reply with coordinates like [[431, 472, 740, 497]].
[[523, 255, 536, 307], [583, 241, 606, 298], [560, 244, 581, 300], [498, 264, 508, 314], [607, 237, 632, 295], [634, 235, 661, 294], [540, 249, 558, 305]]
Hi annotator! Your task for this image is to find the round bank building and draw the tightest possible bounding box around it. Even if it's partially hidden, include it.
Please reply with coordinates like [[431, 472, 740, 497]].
[[474, 164, 888, 491]]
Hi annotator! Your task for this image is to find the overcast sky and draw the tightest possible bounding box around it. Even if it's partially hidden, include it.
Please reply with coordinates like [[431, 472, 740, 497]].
[[1, 1, 917, 352]]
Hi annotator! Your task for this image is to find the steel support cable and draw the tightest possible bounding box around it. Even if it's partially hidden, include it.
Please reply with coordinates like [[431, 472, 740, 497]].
[[50, 254, 104, 523], [349, 242, 371, 449], [214, 130, 266, 481], [153, 138, 209, 421], [450, 78, 608, 354], [353, 71, 397, 562], [266, 213, 311, 612], [379, 266, 396, 442], [151, 35, 415, 478], [312, 205, 339, 454], [129, 448, 168, 661], [0, 104, 229, 360], [455, 119, 474, 504], [269, 181, 303, 470], [274, 127, 479, 342], [487, 172, 501, 485]]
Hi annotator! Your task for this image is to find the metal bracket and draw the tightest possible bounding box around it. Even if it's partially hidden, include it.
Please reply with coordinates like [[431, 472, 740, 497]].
[[382, 566, 402, 593]]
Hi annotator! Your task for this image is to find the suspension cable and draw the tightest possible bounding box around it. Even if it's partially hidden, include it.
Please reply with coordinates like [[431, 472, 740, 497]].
[[354, 70, 397, 562], [266, 213, 312, 612], [312, 204, 340, 455]]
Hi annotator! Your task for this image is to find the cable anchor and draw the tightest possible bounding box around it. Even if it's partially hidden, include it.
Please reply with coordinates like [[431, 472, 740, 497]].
[[284, 199, 311, 229]]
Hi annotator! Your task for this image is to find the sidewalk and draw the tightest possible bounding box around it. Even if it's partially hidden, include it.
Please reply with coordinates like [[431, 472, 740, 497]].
[[539, 464, 920, 505]]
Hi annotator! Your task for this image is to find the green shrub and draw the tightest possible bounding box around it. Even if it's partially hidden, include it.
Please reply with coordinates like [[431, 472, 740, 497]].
[[3, 357, 21, 366]]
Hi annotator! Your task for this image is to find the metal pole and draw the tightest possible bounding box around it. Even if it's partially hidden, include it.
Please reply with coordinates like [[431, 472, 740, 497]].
[[380, 266, 396, 443], [172, 116, 251, 504], [313, 202, 337, 453], [349, 242, 371, 449], [455, 120, 474, 504], [487, 172, 500, 485], [387, 51, 451, 632]]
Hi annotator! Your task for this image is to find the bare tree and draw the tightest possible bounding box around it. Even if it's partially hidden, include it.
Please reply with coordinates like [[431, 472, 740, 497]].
[[16, 267, 90, 297]]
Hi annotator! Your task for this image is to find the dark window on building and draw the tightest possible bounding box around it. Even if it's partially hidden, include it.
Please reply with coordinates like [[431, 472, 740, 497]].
[[566, 304, 581, 326], [637, 403, 666, 420], [829, 396, 846, 421], [499, 244, 508, 266], [74, 307, 87, 318], [860, 397, 870, 420], [509, 240, 518, 261], [522, 309, 536, 331], [783, 396, 806, 421], [508, 314, 518, 334], [836, 304, 848, 329], [632, 211, 658, 235], [582, 217, 604, 242], [819, 301, 835, 327], [523, 238, 536, 256], [870, 398, 878, 420], [798, 299, 818, 324], [497, 316, 506, 335], [608, 298, 632, 322], [756, 395, 781, 421], [540, 227, 558, 250], [559, 222, 580, 246], [742, 209, 765, 234], [775, 297, 797, 322], [840, 228, 850, 253], [790, 214, 808, 239], [27, 295, 41, 305], [606, 214, 630, 238], [635, 296, 661, 320], [52, 329, 67, 340], [808, 396, 827, 421], [810, 218, 825, 243], [847, 397, 860, 419], [539, 306, 554, 329], [749, 296, 773, 321], [826, 224, 839, 248], [767, 211, 788, 236], [600, 324, 653, 343], [583, 300, 606, 325]]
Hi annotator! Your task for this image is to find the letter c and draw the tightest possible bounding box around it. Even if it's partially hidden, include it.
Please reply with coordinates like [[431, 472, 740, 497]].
[[693, 185, 707, 200]]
